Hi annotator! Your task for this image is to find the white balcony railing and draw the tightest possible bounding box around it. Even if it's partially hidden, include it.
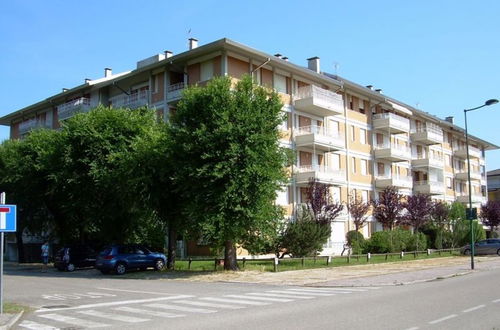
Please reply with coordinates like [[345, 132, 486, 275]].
[[414, 180, 445, 194], [295, 125, 339, 137], [413, 152, 443, 163], [110, 90, 150, 109], [57, 97, 91, 120], [18, 119, 37, 134], [373, 112, 410, 132], [167, 82, 185, 101], [294, 85, 344, 116], [375, 175, 413, 188], [454, 145, 482, 159], [295, 165, 346, 185], [296, 165, 345, 177]]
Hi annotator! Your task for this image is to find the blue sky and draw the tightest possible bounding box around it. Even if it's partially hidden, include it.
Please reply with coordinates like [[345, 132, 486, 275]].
[[1, 0, 500, 170]]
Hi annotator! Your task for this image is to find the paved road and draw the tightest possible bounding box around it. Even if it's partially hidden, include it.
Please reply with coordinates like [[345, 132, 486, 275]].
[[6, 265, 500, 329]]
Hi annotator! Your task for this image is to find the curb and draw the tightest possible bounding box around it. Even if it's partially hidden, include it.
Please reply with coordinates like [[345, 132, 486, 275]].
[[0, 310, 24, 330]]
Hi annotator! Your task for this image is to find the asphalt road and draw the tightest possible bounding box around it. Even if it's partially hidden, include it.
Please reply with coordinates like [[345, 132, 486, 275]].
[[6, 266, 500, 329]]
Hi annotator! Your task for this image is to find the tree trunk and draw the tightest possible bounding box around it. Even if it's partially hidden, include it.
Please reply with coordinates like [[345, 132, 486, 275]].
[[167, 227, 177, 270], [224, 240, 239, 271], [15, 230, 25, 263]]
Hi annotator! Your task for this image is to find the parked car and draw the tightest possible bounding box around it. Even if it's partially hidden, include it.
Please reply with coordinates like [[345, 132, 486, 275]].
[[54, 245, 97, 272], [461, 238, 500, 256], [95, 244, 166, 275]]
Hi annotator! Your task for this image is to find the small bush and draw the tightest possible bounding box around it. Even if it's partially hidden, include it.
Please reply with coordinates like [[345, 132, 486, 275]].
[[364, 229, 427, 253], [346, 230, 365, 254]]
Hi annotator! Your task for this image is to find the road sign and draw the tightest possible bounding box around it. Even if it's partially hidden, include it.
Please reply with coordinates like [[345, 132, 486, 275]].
[[466, 207, 477, 220], [0, 205, 16, 232]]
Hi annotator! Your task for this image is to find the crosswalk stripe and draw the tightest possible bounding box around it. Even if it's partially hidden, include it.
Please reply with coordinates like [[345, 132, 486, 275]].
[[175, 300, 245, 309], [200, 297, 270, 306], [78, 310, 149, 323], [287, 288, 338, 294], [267, 290, 334, 296], [38, 313, 109, 328], [302, 287, 365, 292], [224, 294, 293, 302], [18, 320, 60, 330], [146, 303, 217, 314], [247, 292, 315, 299], [114, 306, 185, 318]]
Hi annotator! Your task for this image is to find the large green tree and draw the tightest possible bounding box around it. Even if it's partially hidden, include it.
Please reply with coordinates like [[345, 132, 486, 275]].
[[169, 75, 288, 270]]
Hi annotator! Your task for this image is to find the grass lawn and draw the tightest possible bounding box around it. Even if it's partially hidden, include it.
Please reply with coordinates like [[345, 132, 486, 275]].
[[168, 250, 462, 273], [3, 302, 32, 314]]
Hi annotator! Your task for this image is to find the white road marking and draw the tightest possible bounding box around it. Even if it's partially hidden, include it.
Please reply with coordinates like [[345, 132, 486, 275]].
[[462, 304, 485, 313], [306, 287, 366, 292], [36, 295, 193, 312], [175, 300, 244, 309], [200, 297, 270, 306], [287, 288, 339, 294], [96, 287, 175, 295], [146, 303, 217, 313], [247, 292, 314, 299], [85, 292, 117, 297], [114, 306, 186, 318], [18, 320, 60, 330], [78, 310, 149, 323], [403, 327, 419, 330], [38, 313, 109, 328], [224, 294, 293, 302], [493, 298, 500, 303], [428, 314, 458, 324], [268, 290, 333, 296]]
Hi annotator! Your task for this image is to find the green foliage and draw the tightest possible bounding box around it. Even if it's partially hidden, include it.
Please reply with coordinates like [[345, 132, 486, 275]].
[[279, 207, 331, 257], [449, 202, 466, 221], [452, 219, 486, 247], [364, 229, 427, 253], [346, 230, 365, 254], [169, 75, 288, 267]]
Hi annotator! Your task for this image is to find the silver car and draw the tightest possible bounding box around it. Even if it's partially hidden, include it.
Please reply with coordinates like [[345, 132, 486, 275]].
[[461, 239, 500, 255]]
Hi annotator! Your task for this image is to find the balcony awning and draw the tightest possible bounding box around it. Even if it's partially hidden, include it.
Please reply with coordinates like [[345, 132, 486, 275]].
[[388, 101, 412, 116]]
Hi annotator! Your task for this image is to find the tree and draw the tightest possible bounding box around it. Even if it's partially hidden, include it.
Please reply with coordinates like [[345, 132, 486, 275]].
[[306, 179, 344, 225], [479, 201, 500, 237], [347, 195, 370, 232], [403, 193, 432, 250], [372, 186, 405, 231], [449, 202, 467, 248], [169, 76, 288, 270], [430, 201, 450, 248]]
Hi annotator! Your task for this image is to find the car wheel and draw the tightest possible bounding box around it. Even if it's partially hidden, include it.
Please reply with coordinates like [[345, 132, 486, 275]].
[[463, 249, 471, 255], [115, 263, 127, 275], [66, 263, 75, 272], [154, 259, 165, 271]]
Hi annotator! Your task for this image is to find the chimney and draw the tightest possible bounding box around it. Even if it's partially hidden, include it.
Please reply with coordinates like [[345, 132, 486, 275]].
[[188, 38, 198, 50], [274, 53, 282, 59], [366, 85, 374, 91], [62, 88, 69, 93], [282, 57, 289, 62], [164, 50, 173, 58], [104, 68, 112, 78], [84, 78, 91, 84], [375, 88, 383, 94], [307, 57, 320, 73], [445, 116, 454, 124]]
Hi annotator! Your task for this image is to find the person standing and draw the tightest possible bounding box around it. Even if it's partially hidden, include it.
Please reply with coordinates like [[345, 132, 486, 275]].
[[41, 241, 49, 272]]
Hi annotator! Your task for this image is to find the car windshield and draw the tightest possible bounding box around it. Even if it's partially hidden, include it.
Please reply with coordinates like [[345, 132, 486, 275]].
[[99, 248, 112, 256]]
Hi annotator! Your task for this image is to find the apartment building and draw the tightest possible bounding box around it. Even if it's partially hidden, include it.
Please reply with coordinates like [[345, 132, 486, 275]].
[[1, 38, 497, 255]]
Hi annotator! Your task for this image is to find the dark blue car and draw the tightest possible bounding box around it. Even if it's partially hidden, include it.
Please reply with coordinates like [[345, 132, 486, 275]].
[[95, 244, 166, 275]]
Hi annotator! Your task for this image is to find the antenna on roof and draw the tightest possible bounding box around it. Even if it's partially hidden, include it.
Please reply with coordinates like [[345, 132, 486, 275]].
[[333, 62, 340, 75], [416, 102, 420, 109]]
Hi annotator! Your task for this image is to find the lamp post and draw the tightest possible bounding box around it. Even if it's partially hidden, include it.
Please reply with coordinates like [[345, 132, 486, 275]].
[[464, 98, 498, 270]]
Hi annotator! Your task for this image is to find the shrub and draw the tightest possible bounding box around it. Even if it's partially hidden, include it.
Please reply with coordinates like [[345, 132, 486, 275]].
[[453, 219, 486, 247], [364, 229, 427, 253], [346, 230, 365, 254]]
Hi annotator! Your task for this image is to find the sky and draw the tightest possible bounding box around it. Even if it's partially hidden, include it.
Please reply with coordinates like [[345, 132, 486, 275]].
[[1, 0, 500, 170]]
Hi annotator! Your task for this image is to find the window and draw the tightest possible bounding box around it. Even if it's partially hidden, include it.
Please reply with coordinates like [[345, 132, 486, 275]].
[[446, 177, 452, 189], [331, 153, 340, 169], [352, 157, 357, 173], [361, 159, 368, 175], [361, 190, 369, 203], [200, 60, 214, 81], [348, 95, 353, 110], [377, 162, 385, 176], [359, 99, 365, 114], [360, 128, 367, 144], [445, 155, 451, 166], [332, 187, 341, 203], [274, 73, 287, 93], [351, 125, 356, 142]]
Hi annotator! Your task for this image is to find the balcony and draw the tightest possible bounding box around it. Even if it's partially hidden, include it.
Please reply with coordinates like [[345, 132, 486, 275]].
[[295, 165, 346, 186], [19, 119, 38, 134], [373, 113, 410, 134], [110, 90, 150, 109], [454, 145, 482, 159], [57, 97, 91, 121], [456, 193, 484, 204], [294, 85, 344, 117], [411, 153, 444, 169], [375, 175, 413, 189], [455, 170, 482, 181], [295, 125, 345, 151], [413, 181, 445, 195], [374, 143, 411, 162], [166, 82, 185, 102], [410, 125, 444, 145]]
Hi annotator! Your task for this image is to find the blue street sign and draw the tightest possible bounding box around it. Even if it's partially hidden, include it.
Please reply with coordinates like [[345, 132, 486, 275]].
[[0, 205, 16, 232]]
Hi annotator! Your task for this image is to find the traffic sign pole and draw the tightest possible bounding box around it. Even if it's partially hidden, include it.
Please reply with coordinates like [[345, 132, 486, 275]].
[[1, 192, 5, 315]]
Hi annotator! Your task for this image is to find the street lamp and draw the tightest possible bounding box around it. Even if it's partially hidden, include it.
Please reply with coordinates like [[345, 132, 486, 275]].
[[464, 98, 498, 270]]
